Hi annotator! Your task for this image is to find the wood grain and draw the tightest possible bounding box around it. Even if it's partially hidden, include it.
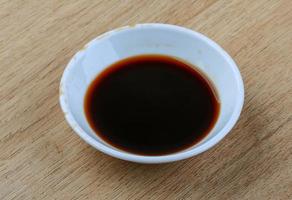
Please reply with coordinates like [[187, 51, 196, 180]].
[[0, 0, 291, 199]]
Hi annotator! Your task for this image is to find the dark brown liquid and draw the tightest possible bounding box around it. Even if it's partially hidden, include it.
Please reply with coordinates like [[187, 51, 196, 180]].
[[84, 55, 220, 156]]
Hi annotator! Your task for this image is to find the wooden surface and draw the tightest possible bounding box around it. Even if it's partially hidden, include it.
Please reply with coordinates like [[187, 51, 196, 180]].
[[0, 0, 291, 199]]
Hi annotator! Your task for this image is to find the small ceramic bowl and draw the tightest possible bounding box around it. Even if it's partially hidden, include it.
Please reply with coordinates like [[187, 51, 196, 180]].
[[59, 23, 244, 164]]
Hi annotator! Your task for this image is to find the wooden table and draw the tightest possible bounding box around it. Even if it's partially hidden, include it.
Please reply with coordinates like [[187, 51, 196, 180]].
[[1, 0, 291, 199]]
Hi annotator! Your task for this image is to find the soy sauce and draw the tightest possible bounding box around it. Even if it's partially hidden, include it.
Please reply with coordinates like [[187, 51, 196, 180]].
[[84, 55, 220, 155]]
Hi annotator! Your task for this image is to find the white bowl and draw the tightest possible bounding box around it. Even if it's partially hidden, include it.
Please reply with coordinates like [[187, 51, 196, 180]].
[[59, 23, 244, 164]]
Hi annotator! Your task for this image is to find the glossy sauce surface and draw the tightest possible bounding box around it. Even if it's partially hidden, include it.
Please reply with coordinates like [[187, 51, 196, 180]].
[[84, 55, 220, 155]]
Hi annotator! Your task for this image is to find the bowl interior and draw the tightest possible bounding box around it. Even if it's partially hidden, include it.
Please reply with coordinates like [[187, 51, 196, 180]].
[[61, 24, 242, 156]]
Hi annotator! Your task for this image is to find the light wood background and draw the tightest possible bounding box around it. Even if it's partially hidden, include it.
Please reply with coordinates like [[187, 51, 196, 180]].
[[1, 0, 291, 199]]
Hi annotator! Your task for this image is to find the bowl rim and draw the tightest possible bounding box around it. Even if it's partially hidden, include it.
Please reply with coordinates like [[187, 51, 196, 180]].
[[59, 23, 244, 164]]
